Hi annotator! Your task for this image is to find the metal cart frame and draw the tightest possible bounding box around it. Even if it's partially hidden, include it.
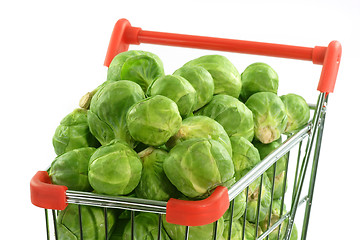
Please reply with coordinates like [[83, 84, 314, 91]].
[[30, 18, 341, 240]]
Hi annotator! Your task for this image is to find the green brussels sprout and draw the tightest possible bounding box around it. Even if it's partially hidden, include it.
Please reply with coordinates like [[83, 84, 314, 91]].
[[173, 65, 214, 110], [184, 55, 242, 98], [122, 213, 171, 240], [88, 140, 142, 196], [109, 218, 128, 240], [163, 138, 235, 199], [259, 200, 298, 240], [126, 95, 182, 146], [88, 81, 145, 146], [280, 93, 310, 133], [240, 62, 279, 101], [166, 116, 232, 157], [245, 92, 287, 144], [52, 108, 99, 155], [223, 220, 242, 240], [147, 75, 197, 117], [107, 50, 143, 82], [223, 219, 262, 240], [57, 204, 118, 240], [223, 190, 246, 221], [79, 83, 108, 110], [107, 50, 165, 91], [135, 147, 180, 201], [195, 94, 254, 141], [230, 135, 261, 181], [49, 147, 96, 191], [246, 174, 272, 223], [253, 139, 288, 199], [81, 51, 163, 109], [163, 216, 224, 240]]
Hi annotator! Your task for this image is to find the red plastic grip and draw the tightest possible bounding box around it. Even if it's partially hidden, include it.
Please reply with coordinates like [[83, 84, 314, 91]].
[[30, 171, 68, 210], [104, 19, 316, 66], [317, 41, 342, 93], [103, 19, 341, 93], [165, 186, 229, 226]]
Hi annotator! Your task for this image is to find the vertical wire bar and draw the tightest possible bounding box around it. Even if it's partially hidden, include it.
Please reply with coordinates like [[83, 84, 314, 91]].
[[131, 211, 135, 240], [301, 97, 328, 240], [45, 209, 50, 240], [277, 138, 291, 240], [266, 162, 277, 240], [292, 141, 303, 201], [213, 220, 218, 240], [227, 199, 235, 240], [78, 205, 84, 240], [184, 226, 190, 240], [285, 92, 326, 240], [255, 174, 264, 239], [157, 214, 162, 240], [242, 187, 249, 240], [52, 210, 58, 240], [104, 208, 108, 240]]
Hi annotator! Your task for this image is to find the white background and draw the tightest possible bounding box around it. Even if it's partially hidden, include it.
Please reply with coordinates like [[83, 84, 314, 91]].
[[1, 0, 359, 239]]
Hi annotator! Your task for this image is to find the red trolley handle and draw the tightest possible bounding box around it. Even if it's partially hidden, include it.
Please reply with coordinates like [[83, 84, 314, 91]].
[[104, 18, 341, 93], [30, 171, 229, 226], [30, 171, 68, 210], [166, 186, 229, 226]]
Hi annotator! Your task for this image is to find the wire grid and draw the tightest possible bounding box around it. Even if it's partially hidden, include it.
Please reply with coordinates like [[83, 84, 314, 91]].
[[42, 91, 328, 240]]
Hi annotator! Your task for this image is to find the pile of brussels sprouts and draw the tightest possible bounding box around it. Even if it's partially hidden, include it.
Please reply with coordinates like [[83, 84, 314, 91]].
[[49, 50, 310, 240]]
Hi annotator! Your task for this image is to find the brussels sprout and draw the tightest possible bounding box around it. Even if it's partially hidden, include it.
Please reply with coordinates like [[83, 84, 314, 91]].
[[122, 213, 171, 240], [81, 50, 162, 109], [49, 147, 96, 191], [246, 174, 272, 223], [126, 95, 182, 146], [253, 139, 288, 199], [79, 83, 107, 110], [107, 50, 144, 82], [147, 75, 196, 117], [135, 147, 180, 201], [107, 50, 165, 91], [223, 220, 242, 240], [223, 219, 262, 240], [230, 136, 261, 181], [163, 216, 224, 240], [163, 138, 235, 199], [184, 55, 242, 98], [52, 108, 99, 155], [245, 92, 287, 144], [223, 190, 246, 221], [195, 94, 254, 141], [166, 116, 232, 157], [259, 200, 298, 240], [88, 140, 142, 196], [280, 93, 310, 133], [109, 218, 128, 240], [173, 65, 214, 110], [240, 62, 279, 101], [57, 204, 117, 240], [88, 81, 145, 146]]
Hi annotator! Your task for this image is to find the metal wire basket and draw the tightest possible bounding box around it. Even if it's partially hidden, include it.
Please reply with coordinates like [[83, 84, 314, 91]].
[[30, 18, 341, 240]]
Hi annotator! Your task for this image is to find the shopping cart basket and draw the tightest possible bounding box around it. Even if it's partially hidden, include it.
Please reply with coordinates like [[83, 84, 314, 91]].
[[30, 18, 341, 240]]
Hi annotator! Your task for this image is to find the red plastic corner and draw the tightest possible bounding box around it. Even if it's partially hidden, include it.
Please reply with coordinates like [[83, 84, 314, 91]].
[[165, 186, 229, 226], [104, 18, 141, 67], [317, 41, 342, 93], [30, 171, 68, 210]]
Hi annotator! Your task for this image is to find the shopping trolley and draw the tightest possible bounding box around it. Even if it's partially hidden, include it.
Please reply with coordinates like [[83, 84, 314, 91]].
[[30, 18, 341, 240]]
